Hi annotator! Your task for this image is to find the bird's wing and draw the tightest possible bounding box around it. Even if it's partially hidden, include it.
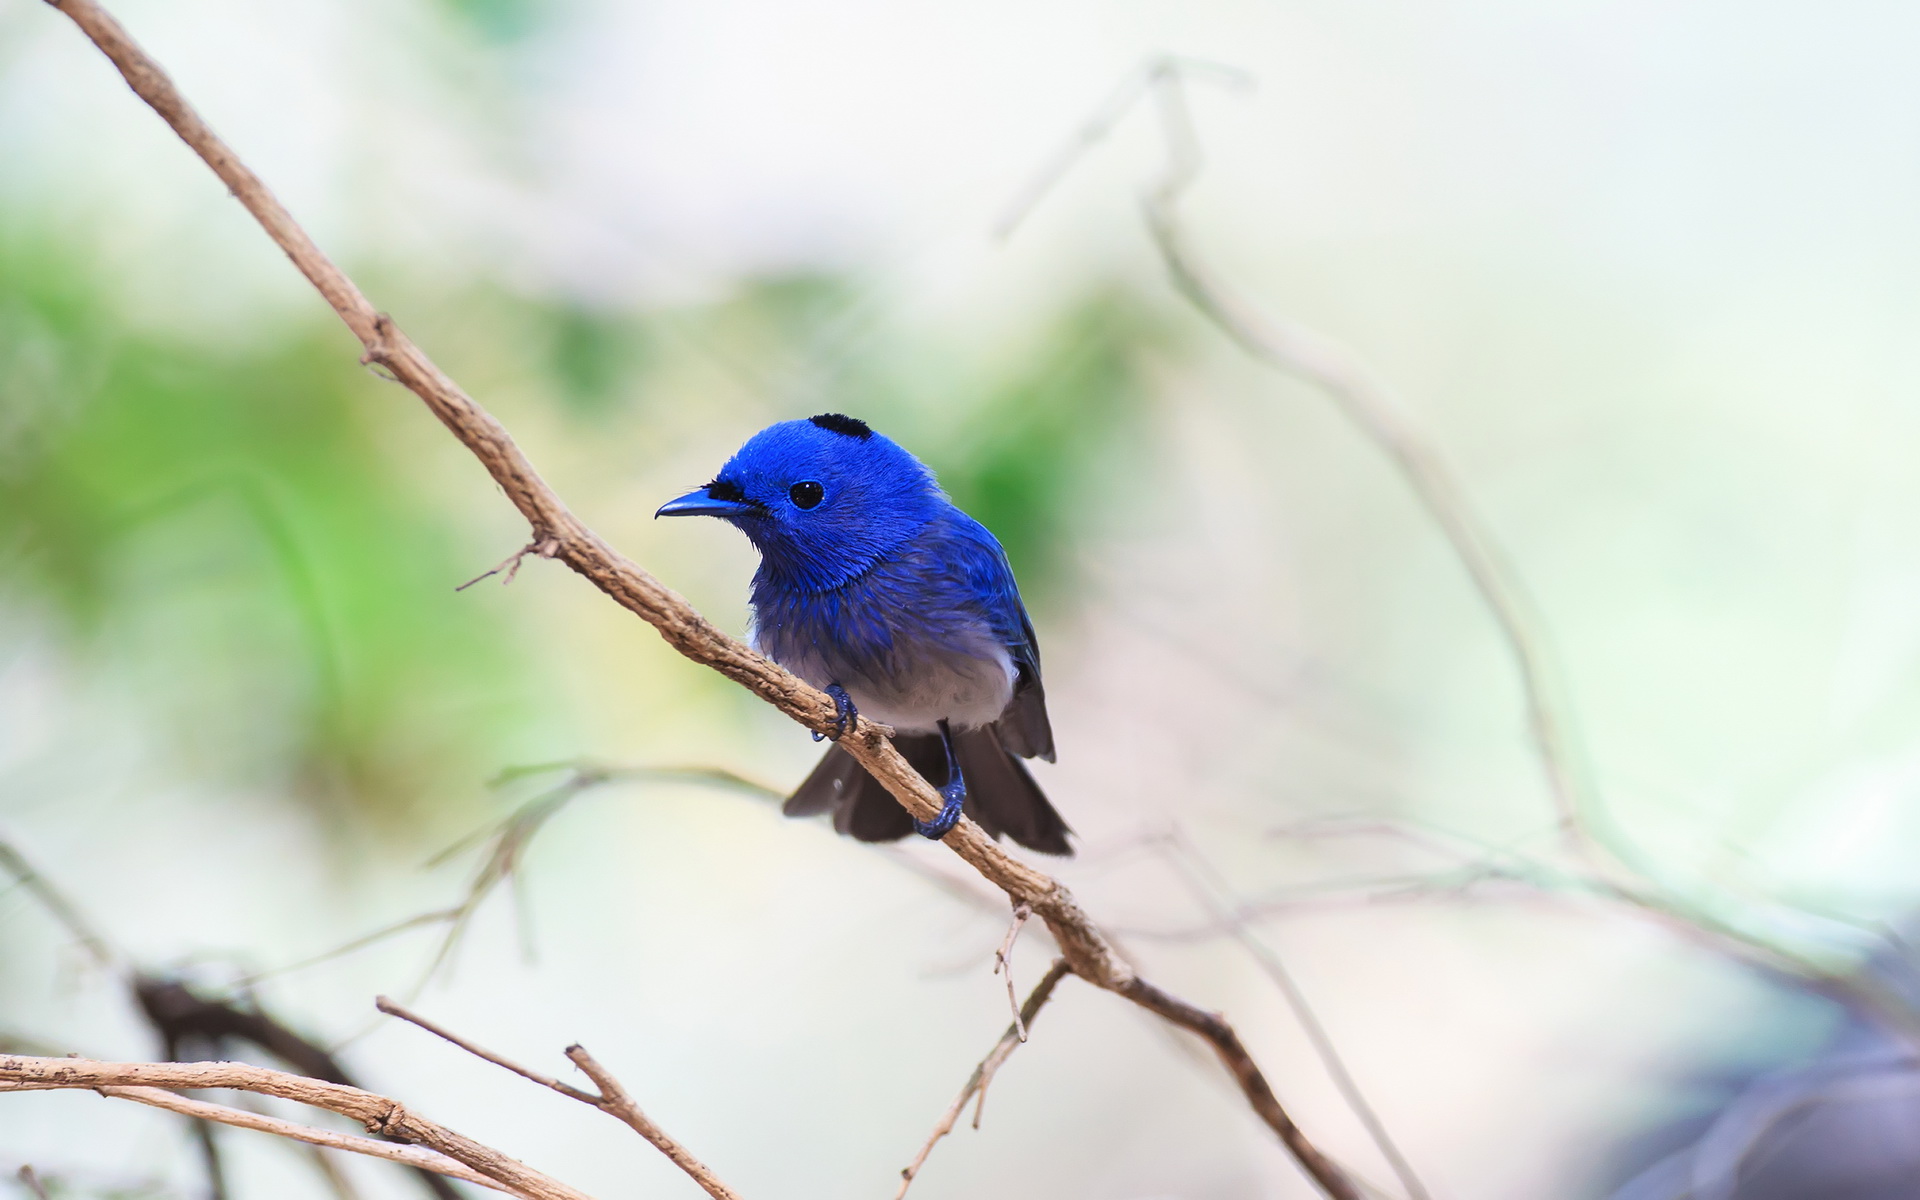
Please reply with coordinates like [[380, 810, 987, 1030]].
[[946, 511, 1055, 762]]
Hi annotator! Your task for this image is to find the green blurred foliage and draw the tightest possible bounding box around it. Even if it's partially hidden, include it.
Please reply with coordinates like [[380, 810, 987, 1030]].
[[0, 219, 1151, 837], [928, 292, 1155, 602], [0, 236, 532, 830], [437, 0, 547, 43], [542, 301, 653, 420]]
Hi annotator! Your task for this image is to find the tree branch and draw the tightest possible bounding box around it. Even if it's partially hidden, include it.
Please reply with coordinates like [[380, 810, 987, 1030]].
[[0, 1054, 591, 1200], [39, 4, 1362, 1196], [96, 1085, 509, 1193], [38, 4, 1364, 1195]]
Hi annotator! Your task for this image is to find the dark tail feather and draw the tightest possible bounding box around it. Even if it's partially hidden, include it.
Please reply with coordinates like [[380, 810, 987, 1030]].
[[783, 728, 1073, 856], [950, 726, 1072, 855]]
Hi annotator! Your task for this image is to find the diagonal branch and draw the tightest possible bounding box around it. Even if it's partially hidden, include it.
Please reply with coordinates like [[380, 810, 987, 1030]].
[[896, 959, 1073, 1198], [38, 5, 1364, 1196]]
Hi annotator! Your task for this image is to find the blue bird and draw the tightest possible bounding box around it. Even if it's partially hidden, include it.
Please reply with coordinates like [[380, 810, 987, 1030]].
[[656, 413, 1072, 855]]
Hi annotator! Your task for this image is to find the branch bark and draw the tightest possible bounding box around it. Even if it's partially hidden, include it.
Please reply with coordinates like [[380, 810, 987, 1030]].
[[97, 1085, 511, 1194], [0, 1054, 592, 1200], [38, 5, 1365, 1196]]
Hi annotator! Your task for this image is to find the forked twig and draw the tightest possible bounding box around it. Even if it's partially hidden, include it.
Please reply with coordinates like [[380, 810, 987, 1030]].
[[377, 998, 743, 1200], [896, 959, 1073, 1199], [995, 903, 1033, 1042], [455, 537, 560, 592]]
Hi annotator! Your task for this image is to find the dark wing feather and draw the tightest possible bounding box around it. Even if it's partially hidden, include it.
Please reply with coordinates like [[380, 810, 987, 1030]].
[[994, 605, 1055, 762], [947, 513, 1055, 762], [784, 745, 864, 817]]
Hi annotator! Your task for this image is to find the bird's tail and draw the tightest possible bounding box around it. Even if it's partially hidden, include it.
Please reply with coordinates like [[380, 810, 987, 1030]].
[[784, 725, 1072, 856]]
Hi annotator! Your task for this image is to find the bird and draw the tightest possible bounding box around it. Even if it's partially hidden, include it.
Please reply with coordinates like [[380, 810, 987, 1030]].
[[655, 413, 1072, 856]]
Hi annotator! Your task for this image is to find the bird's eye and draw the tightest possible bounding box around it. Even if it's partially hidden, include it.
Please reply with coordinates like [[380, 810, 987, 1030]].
[[788, 480, 825, 510]]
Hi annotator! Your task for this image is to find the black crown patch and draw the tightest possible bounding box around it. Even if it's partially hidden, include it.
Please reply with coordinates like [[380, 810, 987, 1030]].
[[808, 413, 873, 440]]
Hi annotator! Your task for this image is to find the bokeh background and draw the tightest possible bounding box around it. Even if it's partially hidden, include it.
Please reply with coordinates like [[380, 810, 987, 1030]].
[[6, 1, 1920, 1197]]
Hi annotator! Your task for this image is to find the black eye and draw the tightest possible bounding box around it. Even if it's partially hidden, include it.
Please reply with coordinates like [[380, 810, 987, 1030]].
[[788, 480, 824, 510]]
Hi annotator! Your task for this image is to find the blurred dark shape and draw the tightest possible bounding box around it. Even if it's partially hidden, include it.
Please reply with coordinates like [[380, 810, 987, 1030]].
[[1607, 947, 1920, 1200], [134, 974, 462, 1200]]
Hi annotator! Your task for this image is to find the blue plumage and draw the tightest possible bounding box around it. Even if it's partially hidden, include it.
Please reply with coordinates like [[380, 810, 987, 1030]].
[[657, 414, 1070, 854]]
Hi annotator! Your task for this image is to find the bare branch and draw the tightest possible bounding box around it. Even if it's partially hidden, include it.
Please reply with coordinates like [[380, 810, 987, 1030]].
[[1117, 976, 1358, 1195], [0, 1054, 592, 1200], [14, 1167, 49, 1200], [97, 1086, 511, 1193], [38, 7, 1367, 1195], [378, 999, 743, 1200], [563, 1045, 740, 1200], [897, 959, 1073, 1198], [375, 997, 594, 1104]]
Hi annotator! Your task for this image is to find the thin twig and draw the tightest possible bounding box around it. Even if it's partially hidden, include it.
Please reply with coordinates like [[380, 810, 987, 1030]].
[[455, 538, 559, 592], [39, 8, 1365, 1194], [0, 837, 115, 969], [14, 1167, 49, 1200], [378, 999, 743, 1200], [375, 997, 594, 1103], [896, 959, 1073, 1199], [995, 903, 1033, 1042]]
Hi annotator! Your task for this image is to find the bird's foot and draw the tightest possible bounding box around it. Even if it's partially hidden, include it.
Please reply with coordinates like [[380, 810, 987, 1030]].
[[914, 777, 966, 840], [812, 683, 857, 742]]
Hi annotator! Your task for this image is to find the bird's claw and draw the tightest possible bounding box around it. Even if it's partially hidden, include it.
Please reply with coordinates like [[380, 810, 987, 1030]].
[[914, 777, 966, 840], [813, 683, 857, 742]]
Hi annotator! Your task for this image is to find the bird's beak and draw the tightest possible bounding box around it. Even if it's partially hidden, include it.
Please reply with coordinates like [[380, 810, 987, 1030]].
[[654, 488, 755, 519]]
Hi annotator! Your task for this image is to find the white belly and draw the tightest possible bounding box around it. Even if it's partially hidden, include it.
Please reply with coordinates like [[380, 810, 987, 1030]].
[[751, 622, 1015, 734]]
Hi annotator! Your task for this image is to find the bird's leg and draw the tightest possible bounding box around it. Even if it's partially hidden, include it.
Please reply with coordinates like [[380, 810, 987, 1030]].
[[812, 683, 857, 742], [914, 719, 966, 839]]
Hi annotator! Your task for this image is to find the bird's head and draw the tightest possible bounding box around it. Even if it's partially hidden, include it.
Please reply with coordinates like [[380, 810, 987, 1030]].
[[655, 414, 944, 591]]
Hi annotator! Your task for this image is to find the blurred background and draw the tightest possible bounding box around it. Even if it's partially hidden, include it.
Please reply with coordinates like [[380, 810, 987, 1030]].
[[6, 0, 1920, 1196]]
